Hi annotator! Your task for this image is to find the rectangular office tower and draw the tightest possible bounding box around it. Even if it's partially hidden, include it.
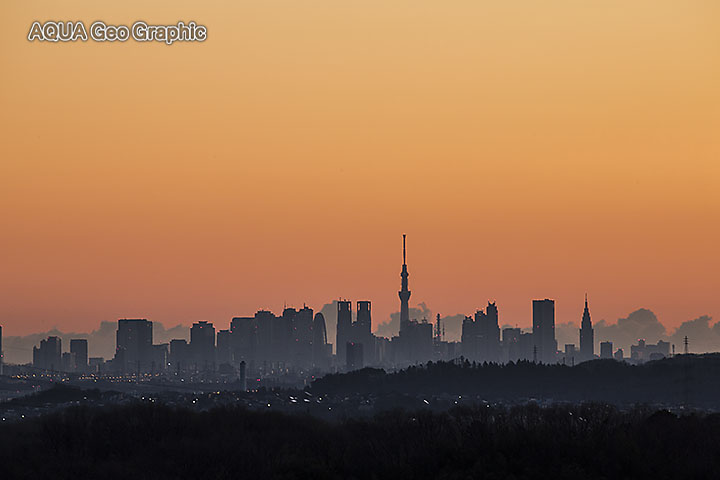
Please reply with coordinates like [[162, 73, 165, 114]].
[[600, 341, 613, 359], [115, 319, 153, 373], [336, 300, 352, 363], [70, 339, 89, 372], [532, 299, 557, 364]]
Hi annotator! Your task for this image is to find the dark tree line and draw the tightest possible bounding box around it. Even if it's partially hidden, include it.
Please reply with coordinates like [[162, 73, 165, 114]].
[[312, 355, 720, 407], [1, 402, 720, 479]]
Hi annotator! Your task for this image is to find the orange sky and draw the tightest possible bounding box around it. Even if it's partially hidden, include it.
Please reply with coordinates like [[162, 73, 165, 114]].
[[1, 1, 719, 336]]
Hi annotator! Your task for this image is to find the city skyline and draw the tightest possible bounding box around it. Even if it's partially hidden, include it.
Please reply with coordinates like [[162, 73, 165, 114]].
[[2, 1, 719, 336], [2, 234, 717, 368]]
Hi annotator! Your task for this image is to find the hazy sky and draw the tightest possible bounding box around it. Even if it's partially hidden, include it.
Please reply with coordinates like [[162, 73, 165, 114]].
[[1, 1, 718, 336]]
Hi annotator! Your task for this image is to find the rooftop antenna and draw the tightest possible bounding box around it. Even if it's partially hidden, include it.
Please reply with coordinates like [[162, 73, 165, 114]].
[[684, 336, 689, 355]]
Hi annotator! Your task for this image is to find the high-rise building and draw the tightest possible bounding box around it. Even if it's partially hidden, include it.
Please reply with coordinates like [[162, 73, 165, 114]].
[[502, 327, 521, 363], [230, 315, 257, 365], [312, 312, 330, 369], [216, 329, 233, 365], [169, 339, 190, 372], [346, 342, 364, 370], [114, 319, 153, 373], [532, 299, 557, 364], [254, 310, 276, 365], [33, 336, 62, 371], [564, 344, 576, 366], [356, 301, 372, 336], [336, 300, 352, 363], [293, 306, 314, 368], [61, 352, 75, 372], [190, 321, 216, 371], [399, 234, 411, 333], [0, 324, 3, 375], [70, 339, 88, 372], [355, 301, 375, 365], [461, 302, 501, 363], [600, 341, 613, 359], [151, 344, 169, 373], [579, 294, 594, 363]]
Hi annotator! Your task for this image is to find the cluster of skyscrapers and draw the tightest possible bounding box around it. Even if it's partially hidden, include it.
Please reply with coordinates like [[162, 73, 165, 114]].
[[11, 235, 678, 378]]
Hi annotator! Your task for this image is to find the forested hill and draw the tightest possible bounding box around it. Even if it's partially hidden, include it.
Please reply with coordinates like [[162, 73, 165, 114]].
[[311, 355, 720, 407]]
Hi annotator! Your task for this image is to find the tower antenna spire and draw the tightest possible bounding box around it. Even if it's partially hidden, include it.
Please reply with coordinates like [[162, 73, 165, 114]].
[[403, 233, 406, 265]]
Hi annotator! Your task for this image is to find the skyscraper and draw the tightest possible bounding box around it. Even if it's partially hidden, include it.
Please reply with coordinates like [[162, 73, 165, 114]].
[[355, 301, 375, 365], [216, 329, 232, 365], [190, 321, 216, 371], [312, 312, 330, 369], [600, 341, 613, 359], [169, 339, 190, 372], [70, 338, 88, 372], [293, 306, 314, 368], [336, 300, 352, 363], [398, 234, 411, 334], [579, 294, 594, 363], [532, 299, 557, 364], [356, 301, 372, 336], [461, 302, 501, 363], [33, 336, 62, 371], [115, 319, 153, 373]]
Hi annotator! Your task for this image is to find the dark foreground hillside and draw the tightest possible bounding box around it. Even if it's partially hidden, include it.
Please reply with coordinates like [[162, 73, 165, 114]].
[[1, 403, 719, 479]]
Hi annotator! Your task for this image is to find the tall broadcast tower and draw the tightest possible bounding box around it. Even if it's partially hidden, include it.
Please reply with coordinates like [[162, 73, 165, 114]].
[[399, 234, 411, 334]]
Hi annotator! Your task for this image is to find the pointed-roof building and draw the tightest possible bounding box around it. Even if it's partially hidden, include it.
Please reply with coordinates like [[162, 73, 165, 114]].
[[579, 294, 594, 363]]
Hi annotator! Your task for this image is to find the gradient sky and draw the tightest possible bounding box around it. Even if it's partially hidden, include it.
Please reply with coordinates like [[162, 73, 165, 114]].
[[1, 1, 719, 336]]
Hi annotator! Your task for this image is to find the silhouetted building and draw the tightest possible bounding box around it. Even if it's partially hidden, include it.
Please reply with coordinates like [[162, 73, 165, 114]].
[[151, 344, 169, 373], [190, 321, 216, 371], [228, 307, 331, 372], [230, 315, 257, 365], [33, 336, 62, 371], [502, 327, 521, 363], [399, 234, 411, 333], [61, 352, 75, 372], [600, 341, 613, 359], [70, 338, 88, 372], [519, 331, 534, 361], [0, 324, 4, 374], [579, 294, 594, 363], [346, 342, 364, 370], [462, 302, 501, 363], [88, 357, 104, 373], [631, 339, 670, 363], [532, 299, 557, 364], [336, 300, 352, 363], [169, 339, 190, 372], [354, 301, 376, 365], [216, 329, 232, 365], [254, 310, 275, 366], [564, 344, 576, 366], [312, 312, 331, 369], [614, 348, 624, 361], [114, 319, 153, 373], [293, 306, 314, 368]]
